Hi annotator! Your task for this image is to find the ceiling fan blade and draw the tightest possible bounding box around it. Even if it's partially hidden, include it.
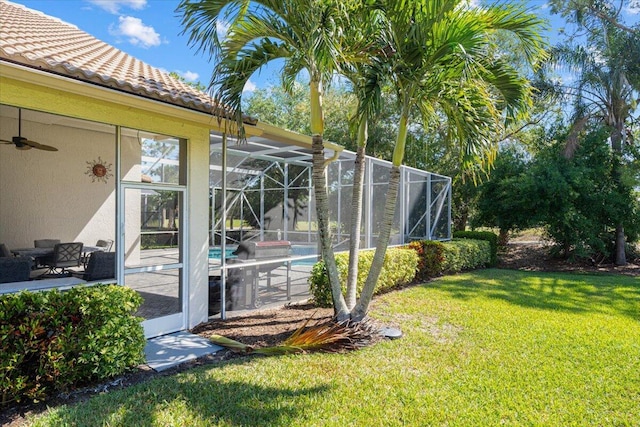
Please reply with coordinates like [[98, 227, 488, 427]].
[[23, 139, 58, 152], [11, 136, 32, 150], [6, 110, 58, 152]]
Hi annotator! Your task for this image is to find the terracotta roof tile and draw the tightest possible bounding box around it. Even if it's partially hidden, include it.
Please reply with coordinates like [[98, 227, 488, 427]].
[[0, 0, 221, 115]]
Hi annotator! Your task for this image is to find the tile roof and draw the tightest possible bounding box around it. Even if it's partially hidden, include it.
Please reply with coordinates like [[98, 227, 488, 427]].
[[0, 0, 222, 116]]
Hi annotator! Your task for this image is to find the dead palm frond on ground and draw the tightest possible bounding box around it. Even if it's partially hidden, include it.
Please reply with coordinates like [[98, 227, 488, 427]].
[[209, 313, 382, 355]]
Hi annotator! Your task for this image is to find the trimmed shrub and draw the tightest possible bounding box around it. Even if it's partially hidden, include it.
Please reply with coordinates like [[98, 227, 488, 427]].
[[309, 247, 418, 307], [0, 284, 145, 406], [453, 230, 498, 266], [442, 238, 491, 272], [407, 240, 446, 280]]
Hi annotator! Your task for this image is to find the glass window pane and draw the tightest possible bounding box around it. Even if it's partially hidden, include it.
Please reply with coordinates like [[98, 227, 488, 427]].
[[121, 128, 183, 185]]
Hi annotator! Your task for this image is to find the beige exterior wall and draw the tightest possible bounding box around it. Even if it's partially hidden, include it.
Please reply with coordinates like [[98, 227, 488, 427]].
[[0, 112, 116, 248]]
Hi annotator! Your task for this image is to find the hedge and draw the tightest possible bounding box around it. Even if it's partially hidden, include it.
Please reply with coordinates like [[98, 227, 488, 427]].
[[453, 230, 498, 266], [0, 284, 145, 406], [406, 240, 446, 280], [441, 238, 491, 273], [309, 247, 418, 307]]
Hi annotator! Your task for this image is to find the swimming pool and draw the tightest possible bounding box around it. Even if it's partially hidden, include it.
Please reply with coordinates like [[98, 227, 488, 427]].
[[208, 245, 318, 265], [208, 248, 237, 260]]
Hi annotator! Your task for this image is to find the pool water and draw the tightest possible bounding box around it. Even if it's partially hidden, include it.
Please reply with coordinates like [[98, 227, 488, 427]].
[[208, 248, 237, 260], [208, 245, 318, 265]]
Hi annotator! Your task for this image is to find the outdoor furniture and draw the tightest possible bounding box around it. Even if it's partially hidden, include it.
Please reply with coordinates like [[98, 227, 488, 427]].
[[33, 239, 61, 267], [12, 247, 53, 269], [41, 242, 83, 277], [0, 257, 31, 283], [81, 244, 109, 268], [81, 251, 115, 282], [96, 239, 114, 252], [34, 239, 60, 248], [12, 247, 54, 258], [0, 243, 12, 258]]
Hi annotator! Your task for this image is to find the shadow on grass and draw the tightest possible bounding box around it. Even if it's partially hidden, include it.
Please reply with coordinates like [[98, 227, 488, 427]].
[[42, 358, 328, 427], [427, 269, 640, 321]]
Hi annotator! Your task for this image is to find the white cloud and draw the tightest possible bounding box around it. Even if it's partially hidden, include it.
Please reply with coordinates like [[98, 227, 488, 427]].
[[181, 71, 200, 82], [87, 0, 146, 14], [624, 0, 640, 15], [243, 80, 257, 93], [216, 19, 230, 39], [110, 16, 161, 48]]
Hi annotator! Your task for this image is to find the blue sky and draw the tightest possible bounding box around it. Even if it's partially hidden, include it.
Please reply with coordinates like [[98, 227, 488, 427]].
[[12, 0, 640, 94]]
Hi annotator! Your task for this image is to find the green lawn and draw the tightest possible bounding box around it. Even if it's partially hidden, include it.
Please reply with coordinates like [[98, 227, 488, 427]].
[[28, 270, 640, 426]]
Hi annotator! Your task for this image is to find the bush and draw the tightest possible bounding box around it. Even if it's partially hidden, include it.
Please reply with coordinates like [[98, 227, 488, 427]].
[[442, 238, 491, 273], [309, 247, 418, 307], [407, 240, 445, 280], [0, 284, 145, 406], [453, 230, 498, 266]]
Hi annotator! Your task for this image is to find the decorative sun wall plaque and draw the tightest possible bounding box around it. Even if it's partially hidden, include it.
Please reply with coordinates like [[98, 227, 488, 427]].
[[86, 157, 113, 183]]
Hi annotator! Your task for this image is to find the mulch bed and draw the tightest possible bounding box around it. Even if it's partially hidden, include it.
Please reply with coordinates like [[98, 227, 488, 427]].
[[498, 242, 640, 277], [3, 243, 639, 426]]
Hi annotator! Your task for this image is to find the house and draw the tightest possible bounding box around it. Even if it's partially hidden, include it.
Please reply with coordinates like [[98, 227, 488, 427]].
[[0, 0, 451, 339]]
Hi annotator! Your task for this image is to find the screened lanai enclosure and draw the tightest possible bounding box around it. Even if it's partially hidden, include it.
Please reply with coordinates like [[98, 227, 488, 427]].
[[208, 132, 451, 317]]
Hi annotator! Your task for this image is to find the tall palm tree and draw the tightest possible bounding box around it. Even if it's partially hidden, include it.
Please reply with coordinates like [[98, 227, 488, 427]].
[[178, 0, 379, 320], [350, 0, 548, 320], [548, 10, 639, 265]]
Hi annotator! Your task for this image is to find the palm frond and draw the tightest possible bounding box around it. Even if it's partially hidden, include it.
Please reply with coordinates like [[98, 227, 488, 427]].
[[209, 315, 381, 356]]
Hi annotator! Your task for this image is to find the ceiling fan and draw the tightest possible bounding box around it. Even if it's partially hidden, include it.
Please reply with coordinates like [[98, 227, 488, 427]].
[[1, 108, 58, 151]]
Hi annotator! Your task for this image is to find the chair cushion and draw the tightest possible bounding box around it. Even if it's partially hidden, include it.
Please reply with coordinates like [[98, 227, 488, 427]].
[[0, 243, 11, 258], [84, 252, 116, 281], [0, 258, 31, 283]]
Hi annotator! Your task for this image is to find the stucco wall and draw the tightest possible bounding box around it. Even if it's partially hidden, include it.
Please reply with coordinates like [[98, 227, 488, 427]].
[[0, 111, 116, 249]]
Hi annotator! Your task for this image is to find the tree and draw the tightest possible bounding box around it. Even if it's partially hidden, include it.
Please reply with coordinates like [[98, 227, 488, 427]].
[[547, 0, 640, 264], [473, 146, 535, 245], [349, 0, 548, 320], [243, 83, 356, 147], [178, 0, 381, 320], [178, 0, 547, 322]]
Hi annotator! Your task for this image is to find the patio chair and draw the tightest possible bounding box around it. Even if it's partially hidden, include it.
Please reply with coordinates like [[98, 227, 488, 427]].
[[82, 251, 115, 282], [33, 239, 61, 268], [0, 243, 12, 258], [96, 239, 114, 252], [0, 257, 31, 283], [40, 242, 83, 277], [34, 239, 61, 248]]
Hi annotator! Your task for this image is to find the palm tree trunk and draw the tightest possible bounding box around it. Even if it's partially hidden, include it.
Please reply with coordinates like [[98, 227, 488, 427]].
[[310, 79, 349, 320], [611, 124, 627, 266], [352, 112, 408, 321], [345, 118, 367, 310]]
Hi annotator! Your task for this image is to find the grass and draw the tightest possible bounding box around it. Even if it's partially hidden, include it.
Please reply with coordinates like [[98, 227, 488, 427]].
[[27, 269, 640, 426]]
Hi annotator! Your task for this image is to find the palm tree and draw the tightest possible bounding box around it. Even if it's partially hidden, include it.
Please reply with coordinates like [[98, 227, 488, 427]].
[[178, 0, 380, 320], [547, 5, 639, 265], [178, 0, 546, 322], [350, 0, 548, 320]]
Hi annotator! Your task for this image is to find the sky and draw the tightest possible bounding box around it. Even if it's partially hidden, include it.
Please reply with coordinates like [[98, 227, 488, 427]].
[[10, 0, 640, 95]]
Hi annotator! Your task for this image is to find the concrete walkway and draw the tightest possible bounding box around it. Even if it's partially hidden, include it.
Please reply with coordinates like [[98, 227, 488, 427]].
[[144, 331, 223, 372]]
